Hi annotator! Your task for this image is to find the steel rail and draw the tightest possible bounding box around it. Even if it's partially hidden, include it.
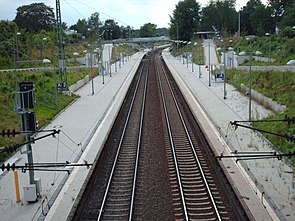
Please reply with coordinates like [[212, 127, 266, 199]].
[[156, 56, 189, 221], [97, 62, 146, 220], [128, 54, 149, 220], [159, 58, 222, 221]]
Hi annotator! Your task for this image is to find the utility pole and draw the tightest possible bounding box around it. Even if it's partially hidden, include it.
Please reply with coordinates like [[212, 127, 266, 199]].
[[176, 23, 179, 52], [208, 42, 211, 86], [16, 83, 39, 193], [56, 0, 67, 91]]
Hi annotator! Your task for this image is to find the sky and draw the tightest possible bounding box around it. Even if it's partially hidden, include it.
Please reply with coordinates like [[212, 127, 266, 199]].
[[0, 0, 268, 29]]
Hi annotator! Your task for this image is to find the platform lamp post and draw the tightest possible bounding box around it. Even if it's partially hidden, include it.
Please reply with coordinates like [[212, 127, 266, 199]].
[[246, 37, 253, 121], [191, 52, 194, 72], [202, 42, 211, 85], [15, 32, 21, 62], [89, 45, 94, 95], [108, 28, 112, 77], [220, 39, 227, 99], [265, 31, 271, 62], [73, 52, 79, 65], [41, 37, 47, 60], [84, 46, 94, 95]]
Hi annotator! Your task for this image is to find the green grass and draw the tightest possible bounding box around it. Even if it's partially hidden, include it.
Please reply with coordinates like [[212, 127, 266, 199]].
[[172, 39, 205, 65], [226, 70, 295, 165], [0, 69, 89, 162], [232, 36, 295, 65], [113, 44, 139, 63]]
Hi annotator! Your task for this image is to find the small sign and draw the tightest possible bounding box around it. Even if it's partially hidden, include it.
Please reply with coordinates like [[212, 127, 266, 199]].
[[56, 82, 67, 89]]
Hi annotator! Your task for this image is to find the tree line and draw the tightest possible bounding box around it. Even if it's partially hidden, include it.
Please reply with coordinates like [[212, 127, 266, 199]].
[[1, 0, 294, 68], [169, 0, 295, 41], [0, 3, 166, 69]]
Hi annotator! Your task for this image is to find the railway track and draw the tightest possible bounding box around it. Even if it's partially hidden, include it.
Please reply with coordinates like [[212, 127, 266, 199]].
[[96, 55, 148, 220], [70, 49, 249, 221], [157, 56, 232, 220]]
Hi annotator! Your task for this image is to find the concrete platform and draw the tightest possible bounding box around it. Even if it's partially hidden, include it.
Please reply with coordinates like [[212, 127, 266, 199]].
[[0, 50, 145, 221], [162, 42, 293, 221]]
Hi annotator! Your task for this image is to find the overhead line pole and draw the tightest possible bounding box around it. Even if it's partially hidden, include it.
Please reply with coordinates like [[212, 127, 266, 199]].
[[56, 0, 67, 91]]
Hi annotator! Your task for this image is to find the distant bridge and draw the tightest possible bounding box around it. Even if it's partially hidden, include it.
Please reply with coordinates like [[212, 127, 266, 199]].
[[109, 36, 172, 44]]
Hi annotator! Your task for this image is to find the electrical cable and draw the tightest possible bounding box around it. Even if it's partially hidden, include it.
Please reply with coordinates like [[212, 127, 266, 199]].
[[52, 132, 61, 186], [63, 0, 87, 19], [71, 0, 130, 26], [52, 134, 87, 163], [60, 130, 81, 146]]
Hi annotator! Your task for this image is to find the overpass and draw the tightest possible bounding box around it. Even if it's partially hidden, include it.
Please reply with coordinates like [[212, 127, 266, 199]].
[[109, 36, 172, 44]]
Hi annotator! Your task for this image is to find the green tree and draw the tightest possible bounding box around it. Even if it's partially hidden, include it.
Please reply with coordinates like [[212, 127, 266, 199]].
[[250, 5, 275, 35], [102, 19, 121, 40], [0, 20, 18, 67], [71, 19, 88, 37], [14, 3, 55, 33], [278, 3, 295, 30], [240, 0, 264, 35], [139, 23, 157, 37], [268, 0, 294, 23], [169, 0, 201, 41], [200, 0, 237, 34], [88, 12, 101, 41]]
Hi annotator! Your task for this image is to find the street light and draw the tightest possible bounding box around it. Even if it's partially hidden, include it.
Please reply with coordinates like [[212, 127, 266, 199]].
[[219, 39, 227, 99], [265, 32, 271, 62], [15, 32, 21, 62], [203, 42, 211, 86], [246, 37, 253, 121], [73, 52, 79, 65], [41, 37, 47, 60], [86, 45, 94, 95]]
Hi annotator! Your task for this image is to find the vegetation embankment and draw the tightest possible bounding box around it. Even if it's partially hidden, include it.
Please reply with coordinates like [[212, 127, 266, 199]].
[[226, 70, 295, 165], [173, 32, 295, 165], [231, 36, 295, 66], [112, 44, 139, 63], [0, 69, 91, 162]]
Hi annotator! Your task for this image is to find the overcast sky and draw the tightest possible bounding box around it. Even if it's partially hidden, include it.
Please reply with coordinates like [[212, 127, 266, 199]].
[[0, 0, 268, 29]]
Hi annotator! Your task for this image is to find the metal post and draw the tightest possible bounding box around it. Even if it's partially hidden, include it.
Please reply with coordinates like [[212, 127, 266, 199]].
[[115, 47, 117, 72], [208, 42, 211, 86], [109, 44, 112, 77], [23, 113, 35, 185], [102, 66, 105, 84], [54, 65, 59, 109], [56, 0, 67, 90], [238, 10, 241, 36], [192, 53, 194, 72], [20, 104, 35, 184], [269, 31, 271, 62], [223, 51, 227, 99], [186, 54, 188, 68], [176, 23, 179, 52], [90, 52, 94, 95], [16, 32, 20, 62], [119, 53, 121, 68], [249, 52, 252, 121], [199, 59, 201, 78]]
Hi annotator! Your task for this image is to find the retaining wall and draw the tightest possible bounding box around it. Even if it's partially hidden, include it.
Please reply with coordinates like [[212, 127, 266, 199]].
[[68, 75, 90, 92], [240, 83, 287, 113]]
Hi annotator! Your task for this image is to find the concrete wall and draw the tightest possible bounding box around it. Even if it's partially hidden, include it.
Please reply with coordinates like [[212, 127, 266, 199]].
[[240, 83, 287, 113], [237, 55, 275, 65], [68, 75, 90, 92], [237, 65, 295, 72]]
